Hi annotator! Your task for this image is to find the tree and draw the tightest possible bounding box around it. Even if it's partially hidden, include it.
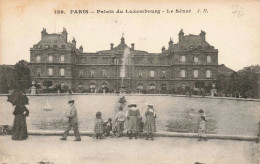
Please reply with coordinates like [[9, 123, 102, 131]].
[[0, 66, 15, 93], [12, 60, 32, 93], [194, 81, 205, 89], [238, 66, 258, 98]]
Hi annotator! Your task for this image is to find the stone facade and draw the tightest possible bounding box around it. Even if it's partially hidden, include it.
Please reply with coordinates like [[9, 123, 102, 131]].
[[29, 28, 218, 93]]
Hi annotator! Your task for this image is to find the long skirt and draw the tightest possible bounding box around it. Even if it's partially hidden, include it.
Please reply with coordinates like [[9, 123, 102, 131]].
[[198, 129, 207, 138], [144, 118, 156, 133], [12, 115, 28, 140], [94, 122, 103, 134], [127, 116, 138, 133]]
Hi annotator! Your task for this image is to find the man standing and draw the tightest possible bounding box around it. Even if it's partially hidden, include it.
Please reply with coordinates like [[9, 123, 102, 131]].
[[60, 100, 81, 141]]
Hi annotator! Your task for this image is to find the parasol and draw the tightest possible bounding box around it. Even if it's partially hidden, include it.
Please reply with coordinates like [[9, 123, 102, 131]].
[[7, 90, 29, 106]]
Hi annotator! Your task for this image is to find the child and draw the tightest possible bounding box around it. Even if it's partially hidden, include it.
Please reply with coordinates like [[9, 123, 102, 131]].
[[94, 111, 103, 139], [103, 118, 112, 136], [144, 103, 156, 140], [138, 117, 144, 135], [115, 106, 125, 137], [198, 116, 207, 141]]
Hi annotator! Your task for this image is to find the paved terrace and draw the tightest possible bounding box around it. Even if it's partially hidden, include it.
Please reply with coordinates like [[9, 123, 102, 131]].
[[0, 135, 259, 164]]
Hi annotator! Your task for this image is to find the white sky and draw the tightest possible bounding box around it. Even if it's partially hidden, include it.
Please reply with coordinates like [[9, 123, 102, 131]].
[[0, 0, 259, 71]]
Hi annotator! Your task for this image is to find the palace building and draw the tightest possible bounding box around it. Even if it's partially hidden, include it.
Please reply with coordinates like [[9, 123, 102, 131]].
[[29, 28, 219, 93]]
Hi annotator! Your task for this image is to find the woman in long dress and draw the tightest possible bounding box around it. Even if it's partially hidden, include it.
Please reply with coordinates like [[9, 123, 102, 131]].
[[144, 103, 156, 140], [12, 104, 29, 140], [126, 101, 140, 139]]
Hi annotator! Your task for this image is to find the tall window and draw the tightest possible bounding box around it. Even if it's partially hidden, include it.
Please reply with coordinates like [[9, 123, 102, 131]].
[[150, 70, 155, 78], [48, 55, 53, 62], [103, 57, 109, 64], [148, 58, 154, 64], [36, 68, 41, 76], [181, 56, 186, 62], [114, 58, 119, 64], [60, 54, 65, 62], [207, 56, 211, 63], [139, 71, 142, 78], [91, 70, 95, 77], [162, 71, 166, 78], [206, 70, 211, 78], [79, 69, 83, 77], [194, 56, 198, 63], [193, 70, 198, 78], [180, 70, 186, 78], [36, 55, 41, 63], [60, 68, 65, 76], [102, 69, 107, 77], [48, 68, 53, 76]]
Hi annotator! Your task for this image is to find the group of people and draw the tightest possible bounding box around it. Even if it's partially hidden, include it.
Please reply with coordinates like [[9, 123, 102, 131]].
[[94, 101, 157, 140], [59, 100, 157, 141], [10, 98, 207, 142]]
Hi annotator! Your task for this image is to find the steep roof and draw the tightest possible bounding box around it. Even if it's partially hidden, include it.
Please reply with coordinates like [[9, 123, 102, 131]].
[[96, 36, 148, 55], [179, 35, 210, 48], [165, 30, 217, 53], [35, 33, 75, 50]]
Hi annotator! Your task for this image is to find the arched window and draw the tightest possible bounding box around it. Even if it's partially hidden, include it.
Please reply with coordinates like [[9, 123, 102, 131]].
[[102, 82, 107, 88], [90, 82, 96, 89], [161, 83, 167, 91], [150, 83, 155, 90], [137, 83, 143, 90], [78, 82, 84, 88]]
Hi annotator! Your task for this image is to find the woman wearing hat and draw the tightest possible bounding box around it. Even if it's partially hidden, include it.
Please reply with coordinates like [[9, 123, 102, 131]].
[[126, 101, 140, 139], [144, 103, 156, 140]]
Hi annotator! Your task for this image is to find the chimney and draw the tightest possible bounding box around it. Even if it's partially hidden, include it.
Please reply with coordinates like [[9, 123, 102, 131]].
[[178, 29, 184, 43], [72, 37, 76, 48], [110, 43, 114, 50], [200, 30, 206, 41], [41, 28, 47, 39], [161, 46, 166, 53], [62, 27, 68, 42], [79, 45, 83, 53], [131, 43, 135, 50]]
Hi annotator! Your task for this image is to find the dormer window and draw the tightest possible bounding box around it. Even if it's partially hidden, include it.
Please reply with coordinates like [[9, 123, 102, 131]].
[[45, 45, 49, 48], [37, 45, 41, 48], [190, 46, 194, 49]]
